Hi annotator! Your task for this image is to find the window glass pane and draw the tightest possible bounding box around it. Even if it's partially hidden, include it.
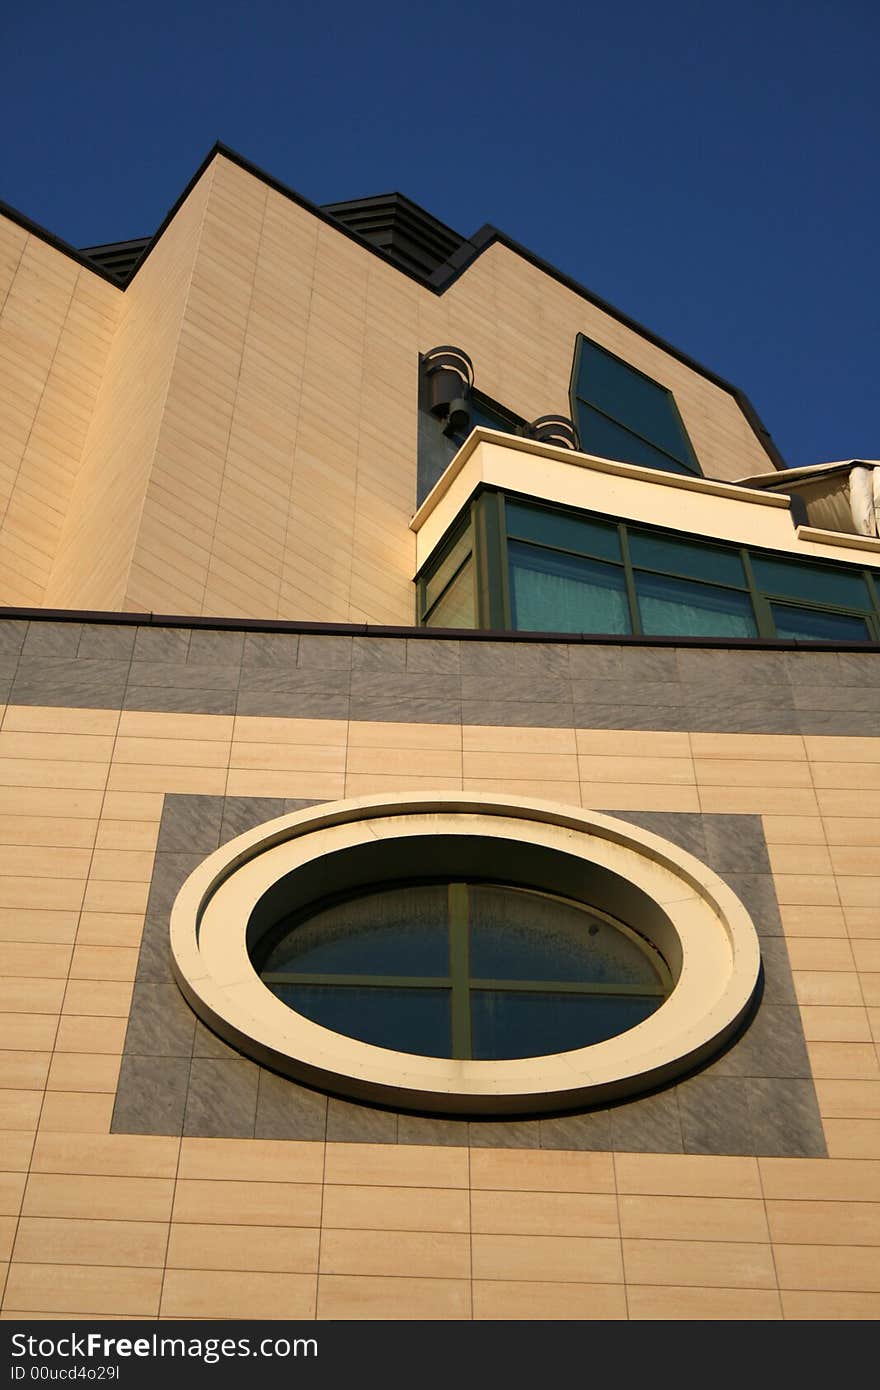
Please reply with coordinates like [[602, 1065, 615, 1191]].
[[629, 530, 745, 588], [424, 558, 475, 628], [752, 554, 871, 610], [771, 603, 872, 642], [506, 500, 621, 562], [262, 885, 449, 977], [636, 571, 757, 638], [576, 339, 696, 465], [275, 984, 451, 1058], [576, 404, 695, 475], [469, 886, 664, 988], [510, 541, 631, 634], [471, 990, 662, 1060], [424, 527, 472, 612]]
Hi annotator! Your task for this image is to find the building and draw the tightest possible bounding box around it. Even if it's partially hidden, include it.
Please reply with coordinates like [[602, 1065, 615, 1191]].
[[0, 143, 878, 1321]]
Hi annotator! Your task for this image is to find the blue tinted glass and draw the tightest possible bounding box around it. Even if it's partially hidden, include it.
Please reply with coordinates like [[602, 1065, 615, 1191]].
[[576, 404, 695, 475], [771, 604, 872, 642], [752, 555, 870, 609], [471, 990, 662, 1060], [424, 558, 475, 628], [629, 531, 745, 587], [469, 886, 664, 987], [262, 885, 449, 977], [510, 541, 631, 634], [636, 571, 757, 637], [505, 501, 621, 562], [576, 339, 697, 467], [275, 984, 451, 1058]]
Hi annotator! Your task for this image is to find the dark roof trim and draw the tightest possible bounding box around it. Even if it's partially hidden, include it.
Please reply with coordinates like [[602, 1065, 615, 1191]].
[[2, 605, 876, 651], [0, 141, 785, 471], [0, 198, 125, 288]]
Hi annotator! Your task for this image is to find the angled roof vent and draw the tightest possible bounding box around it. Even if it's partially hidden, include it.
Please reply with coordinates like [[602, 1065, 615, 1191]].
[[322, 193, 466, 279], [79, 238, 151, 285]]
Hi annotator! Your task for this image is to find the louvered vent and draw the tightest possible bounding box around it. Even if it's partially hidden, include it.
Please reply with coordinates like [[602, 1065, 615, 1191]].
[[322, 194, 465, 279], [80, 238, 151, 285]]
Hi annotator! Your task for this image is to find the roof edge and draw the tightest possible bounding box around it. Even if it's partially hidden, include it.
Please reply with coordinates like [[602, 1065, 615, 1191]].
[[0, 140, 786, 471]]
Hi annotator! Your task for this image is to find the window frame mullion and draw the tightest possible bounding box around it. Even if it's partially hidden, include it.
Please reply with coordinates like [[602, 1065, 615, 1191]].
[[448, 882, 472, 1059]]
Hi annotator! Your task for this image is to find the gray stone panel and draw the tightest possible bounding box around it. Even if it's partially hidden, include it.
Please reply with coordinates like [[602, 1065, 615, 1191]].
[[127, 661, 239, 690], [242, 632, 300, 666], [187, 630, 245, 666], [326, 1097, 398, 1143], [568, 646, 626, 680], [156, 795, 224, 855], [297, 634, 352, 669], [397, 1114, 470, 1147], [792, 683, 879, 712], [747, 1078, 826, 1157], [193, 1020, 242, 1060], [123, 981, 197, 1057], [21, 622, 82, 659], [703, 816, 771, 875], [719, 873, 783, 935], [134, 916, 175, 985], [255, 1071, 328, 1141], [468, 1119, 541, 1149], [609, 1089, 684, 1153], [572, 703, 688, 732], [124, 686, 238, 715], [613, 811, 708, 861], [112, 1055, 190, 1135], [0, 658, 18, 701], [183, 1058, 260, 1138], [0, 619, 26, 655], [11, 658, 129, 709], [676, 648, 793, 687], [219, 797, 287, 844], [571, 677, 684, 707], [132, 627, 190, 663], [76, 625, 137, 660], [462, 700, 573, 729], [235, 689, 351, 720], [405, 639, 461, 673], [145, 853, 205, 921], [757, 940, 799, 1007], [460, 642, 571, 680], [676, 1075, 755, 1156], [352, 636, 407, 671], [711, 1005, 811, 1079], [795, 709, 879, 735], [538, 1110, 614, 1152]]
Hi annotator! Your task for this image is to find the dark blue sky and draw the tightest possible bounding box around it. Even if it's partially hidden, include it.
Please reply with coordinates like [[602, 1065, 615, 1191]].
[[3, 0, 877, 469]]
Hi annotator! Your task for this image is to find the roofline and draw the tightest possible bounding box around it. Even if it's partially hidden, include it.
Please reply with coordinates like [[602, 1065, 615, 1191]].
[[0, 140, 786, 471]]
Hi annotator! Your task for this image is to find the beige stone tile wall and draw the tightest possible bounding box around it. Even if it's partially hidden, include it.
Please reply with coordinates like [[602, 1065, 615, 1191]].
[[0, 704, 878, 1319], [44, 169, 216, 611], [0, 224, 120, 606], [2, 152, 778, 618]]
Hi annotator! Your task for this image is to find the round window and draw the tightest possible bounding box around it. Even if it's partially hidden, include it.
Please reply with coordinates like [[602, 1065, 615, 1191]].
[[252, 882, 672, 1061], [170, 794, 761, 1114]]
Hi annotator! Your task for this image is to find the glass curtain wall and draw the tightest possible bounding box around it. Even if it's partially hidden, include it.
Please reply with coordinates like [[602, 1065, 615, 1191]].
[[417, 491, 880, 642]]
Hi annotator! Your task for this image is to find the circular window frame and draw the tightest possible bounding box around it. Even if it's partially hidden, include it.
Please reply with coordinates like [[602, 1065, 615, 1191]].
[[169, 793, 761, 1115]]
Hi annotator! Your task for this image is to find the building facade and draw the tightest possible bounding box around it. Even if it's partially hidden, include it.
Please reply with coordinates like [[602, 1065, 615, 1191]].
[[0, 144, 878, 1320]]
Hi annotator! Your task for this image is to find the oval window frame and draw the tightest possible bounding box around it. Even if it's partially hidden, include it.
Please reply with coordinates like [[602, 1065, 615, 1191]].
[[169, 793, 761, 1114]]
